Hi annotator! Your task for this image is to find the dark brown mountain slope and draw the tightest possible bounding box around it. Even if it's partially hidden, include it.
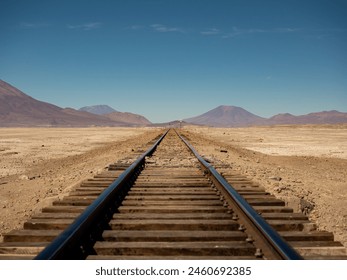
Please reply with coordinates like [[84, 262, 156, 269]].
[[183, 105, 266, 127], [0, 80, 146, 127], [105, 111, 151, 126]]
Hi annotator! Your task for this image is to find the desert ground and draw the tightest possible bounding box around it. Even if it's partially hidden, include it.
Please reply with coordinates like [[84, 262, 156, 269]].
[[184, 124, 347, 247], [0, 127, 162, 240], [0, 125, 346, 249]]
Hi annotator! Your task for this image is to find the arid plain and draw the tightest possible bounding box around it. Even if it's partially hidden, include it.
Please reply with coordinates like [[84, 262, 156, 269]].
[[0, 125, 346, 248]]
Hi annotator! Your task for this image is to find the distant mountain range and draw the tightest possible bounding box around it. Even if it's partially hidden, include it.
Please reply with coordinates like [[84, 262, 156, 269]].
[[266, 111, 347, 125], [0, 80, 151, 127], [78, 105, 151, 125], [79, 105, 118, 115], [183, 105, 347, 127], [1, 80, 346, 127], [105, 111, 151, 125], [184, 105, 265, 127]]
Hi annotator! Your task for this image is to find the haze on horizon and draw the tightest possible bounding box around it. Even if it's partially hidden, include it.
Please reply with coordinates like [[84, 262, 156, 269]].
[[0, 0, 346, 123]]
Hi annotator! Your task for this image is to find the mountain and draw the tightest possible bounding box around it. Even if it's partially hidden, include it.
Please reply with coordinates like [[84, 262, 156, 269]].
[[2, 80, 346, 127], [105, 111, 151, 126], [184, 105, 347, 127], [0, 80, 143, 127], [268, 110, 347, 125], [79, 105, 117, 115], [267, 113, 296, 124], [79, 104, 152, 126], [184, 105, 266, 127]]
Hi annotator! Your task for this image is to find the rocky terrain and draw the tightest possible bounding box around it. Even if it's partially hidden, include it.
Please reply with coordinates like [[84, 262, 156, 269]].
[[184, 125, 347, 247], [0, 127, 162, 239]]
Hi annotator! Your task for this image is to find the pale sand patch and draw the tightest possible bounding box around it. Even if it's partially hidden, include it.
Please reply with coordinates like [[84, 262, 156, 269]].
[[187, 124, 347, 159], [0, 127, 153, 177]]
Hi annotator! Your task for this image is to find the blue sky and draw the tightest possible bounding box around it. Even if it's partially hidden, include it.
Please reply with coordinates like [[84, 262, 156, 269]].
[[1, 0, 346, 122]]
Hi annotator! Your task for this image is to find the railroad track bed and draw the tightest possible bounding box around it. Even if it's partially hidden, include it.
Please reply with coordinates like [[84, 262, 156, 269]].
[[0, 129, 346, 260], [212, 166, 347, 259], [89, 131, 257, 259]]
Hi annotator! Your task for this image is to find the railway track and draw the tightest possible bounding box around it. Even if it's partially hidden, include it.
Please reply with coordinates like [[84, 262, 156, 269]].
[[0, 129, 346, 259]]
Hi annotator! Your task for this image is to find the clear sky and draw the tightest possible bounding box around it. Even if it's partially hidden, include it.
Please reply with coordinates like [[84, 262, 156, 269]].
[[1, 0, 346, 122]]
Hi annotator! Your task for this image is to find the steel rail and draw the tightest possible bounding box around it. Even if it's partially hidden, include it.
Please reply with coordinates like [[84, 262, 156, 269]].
[[35, 129, 169, 260], [177, 130, 303, 260]]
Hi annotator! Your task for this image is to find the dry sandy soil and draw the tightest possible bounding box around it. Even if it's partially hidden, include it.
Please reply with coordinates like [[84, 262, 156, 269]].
[[0, 125, 346, 249], [0, 127, 162, 240], [183, 124, 347, 247]]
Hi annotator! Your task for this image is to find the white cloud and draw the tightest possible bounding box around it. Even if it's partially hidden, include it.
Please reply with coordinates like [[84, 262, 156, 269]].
[[150, 24, 184, 33], [274, 28, 298, 33], [200, 28, 220, 35], [222, 27, 299, 38], [128, 25, 145, 30], [67, 22, 102, 31], [127, 23, 300, 39]]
